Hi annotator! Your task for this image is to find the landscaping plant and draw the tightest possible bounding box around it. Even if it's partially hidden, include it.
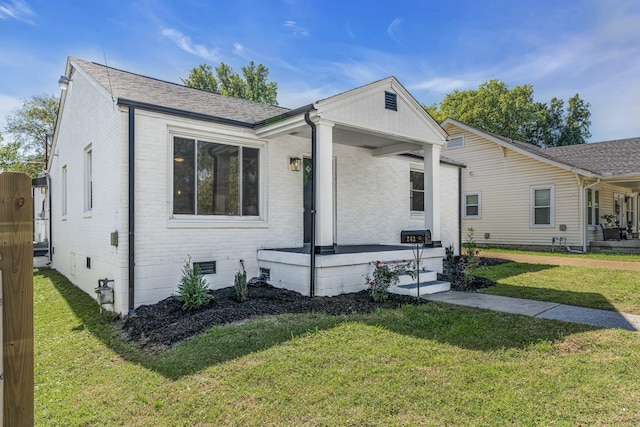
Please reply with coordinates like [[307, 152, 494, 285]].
[[366, 260, 413, 302], [234, 269, 248, 302], [175, 258, 212, 311]]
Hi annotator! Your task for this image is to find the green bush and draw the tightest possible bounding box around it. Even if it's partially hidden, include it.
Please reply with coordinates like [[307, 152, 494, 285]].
[[175, 258, 212, 311], [234, 269, 248, 302]]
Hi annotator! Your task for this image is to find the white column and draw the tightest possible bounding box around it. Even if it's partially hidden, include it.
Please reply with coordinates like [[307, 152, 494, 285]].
[[315, 120, 335, 253], [423, 143, 441, 243]]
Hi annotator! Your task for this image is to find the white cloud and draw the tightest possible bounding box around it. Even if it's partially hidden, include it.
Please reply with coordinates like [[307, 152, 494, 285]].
[[160, 28, 219, 61], [0, 0, 35, 24], [409, 78, 469, 93], [284, 21, 309, 37], [386, 17, 403, 43]]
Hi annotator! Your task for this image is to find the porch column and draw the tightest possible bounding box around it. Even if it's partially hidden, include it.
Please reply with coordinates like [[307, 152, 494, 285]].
[[423, 143, 441, 244], [315, 120, 335, 254]]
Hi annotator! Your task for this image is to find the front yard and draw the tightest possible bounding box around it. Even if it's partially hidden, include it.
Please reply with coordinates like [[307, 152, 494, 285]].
[[35, 265, 640, 426]]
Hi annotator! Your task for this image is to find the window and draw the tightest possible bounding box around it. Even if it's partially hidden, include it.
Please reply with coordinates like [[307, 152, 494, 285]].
[[410, 170, 424, 212], [62, 165, 68, 216], [173, 137, 260, 216], [84, 145, 93, 212], [464, 192, 481, 218], [446, 135, 464, 150], [626, 195, 635, 230], [587, 189, 600, 226], [531, 185, 554, 227]]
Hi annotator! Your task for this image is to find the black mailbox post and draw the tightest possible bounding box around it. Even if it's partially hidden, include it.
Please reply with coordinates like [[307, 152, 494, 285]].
[[400, 229, 432, 245]]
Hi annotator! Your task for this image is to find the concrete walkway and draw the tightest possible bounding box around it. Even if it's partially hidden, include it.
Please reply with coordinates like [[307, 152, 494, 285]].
[[424, 291, 640, 332]]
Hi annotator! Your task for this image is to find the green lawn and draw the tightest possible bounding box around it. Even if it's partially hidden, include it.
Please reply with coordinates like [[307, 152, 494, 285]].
[[481, 247, 640, 262], [475, 261, 640, 315], [34, 269, 640, 426]]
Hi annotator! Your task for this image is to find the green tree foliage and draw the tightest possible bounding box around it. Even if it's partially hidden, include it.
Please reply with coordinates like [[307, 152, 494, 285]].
[[425, 79, 591, 147], [181, 61, 278, 105], [1, 94, 59, 176]]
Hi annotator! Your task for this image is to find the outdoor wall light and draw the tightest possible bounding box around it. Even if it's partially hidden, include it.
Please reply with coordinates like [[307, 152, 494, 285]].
[[58, 75, 70, 90], [290, 157, 302, 171]]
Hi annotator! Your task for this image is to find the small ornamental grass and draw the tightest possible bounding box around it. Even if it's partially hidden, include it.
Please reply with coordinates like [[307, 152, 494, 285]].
[[365, 260, 414, 302], [175, 258, 212, 311], [234, 269, 248, 302]]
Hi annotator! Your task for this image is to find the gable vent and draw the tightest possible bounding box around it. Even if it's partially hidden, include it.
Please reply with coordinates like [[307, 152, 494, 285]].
[[384, 91, 397, 111]]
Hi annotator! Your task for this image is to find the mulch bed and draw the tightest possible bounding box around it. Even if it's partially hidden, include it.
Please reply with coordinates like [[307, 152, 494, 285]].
[[119, 257, 510, 349], [120, 285, 426, 349]]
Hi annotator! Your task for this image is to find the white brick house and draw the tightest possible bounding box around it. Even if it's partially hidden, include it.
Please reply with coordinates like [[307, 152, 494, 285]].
[[49, 57, 460, 315]]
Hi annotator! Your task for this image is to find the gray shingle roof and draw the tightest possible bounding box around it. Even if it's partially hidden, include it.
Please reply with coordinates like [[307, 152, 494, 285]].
[[544, 138, 640, 176], [71, 57, 289, 125]]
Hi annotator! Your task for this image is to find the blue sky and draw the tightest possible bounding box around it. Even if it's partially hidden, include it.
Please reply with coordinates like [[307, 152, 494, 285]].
[[1, 0, 639, 142]]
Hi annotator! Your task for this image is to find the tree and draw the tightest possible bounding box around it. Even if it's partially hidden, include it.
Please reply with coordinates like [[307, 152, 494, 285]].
[[181, 61, 278, 105], [425, 79, 591, 147], [1, 94, 59, 177]]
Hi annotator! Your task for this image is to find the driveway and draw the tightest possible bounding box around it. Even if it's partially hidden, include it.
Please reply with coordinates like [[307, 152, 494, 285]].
[[482, 252, 640, 271]]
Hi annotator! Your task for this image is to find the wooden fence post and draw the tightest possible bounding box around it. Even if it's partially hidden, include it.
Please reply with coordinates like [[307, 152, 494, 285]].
[[0, 172, 34, 426]]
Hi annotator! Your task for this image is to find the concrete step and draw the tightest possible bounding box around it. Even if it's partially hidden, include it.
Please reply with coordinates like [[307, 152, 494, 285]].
[[391, 280, 451, 297], [397, 270, 437, 286]]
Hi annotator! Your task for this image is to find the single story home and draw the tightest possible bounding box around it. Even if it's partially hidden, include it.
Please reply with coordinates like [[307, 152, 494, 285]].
[[48, 57, 461, 315], [441, 118, 640, 253]]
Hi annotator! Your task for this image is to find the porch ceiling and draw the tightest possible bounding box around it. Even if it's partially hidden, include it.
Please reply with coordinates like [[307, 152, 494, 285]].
[[602, 177, 640, 192]]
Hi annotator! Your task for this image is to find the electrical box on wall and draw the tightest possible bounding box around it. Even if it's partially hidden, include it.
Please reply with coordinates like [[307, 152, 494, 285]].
[[110, 231, 118, 246], [559, 224, 567, 231]]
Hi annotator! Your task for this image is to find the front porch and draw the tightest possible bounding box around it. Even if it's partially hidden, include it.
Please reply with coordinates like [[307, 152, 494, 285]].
[[589, 238, 640, 254], [257, 244, 447, 297]]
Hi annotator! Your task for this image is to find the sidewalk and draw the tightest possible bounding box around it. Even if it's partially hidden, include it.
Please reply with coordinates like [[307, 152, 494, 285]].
[[424, 291, 640, 332]]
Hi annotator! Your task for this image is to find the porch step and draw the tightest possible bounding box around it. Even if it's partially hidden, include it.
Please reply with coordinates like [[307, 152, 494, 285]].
[[391, 280, 451, 297], [397, 270, 437, 286]]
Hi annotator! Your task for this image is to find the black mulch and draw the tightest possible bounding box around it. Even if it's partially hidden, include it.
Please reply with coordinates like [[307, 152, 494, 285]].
[[120, 285, 426, 349]]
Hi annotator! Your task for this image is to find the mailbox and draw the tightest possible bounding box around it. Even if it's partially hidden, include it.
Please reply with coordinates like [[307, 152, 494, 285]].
[[400, 229, 432, 245]]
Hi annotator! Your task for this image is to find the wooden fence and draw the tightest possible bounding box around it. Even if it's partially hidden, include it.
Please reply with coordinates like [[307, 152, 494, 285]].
[[0, 172, 34, 426]]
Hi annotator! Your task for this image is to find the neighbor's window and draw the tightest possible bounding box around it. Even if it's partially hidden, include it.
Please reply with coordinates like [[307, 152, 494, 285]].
[[531, 185, 554, 227], [464, 192, 481, 218], [84, 145, 93, 212], [410, 170, 424, 212], [62, 165, 68, 216], [173, 137, 260, 216], [587, 189, 600, 226]]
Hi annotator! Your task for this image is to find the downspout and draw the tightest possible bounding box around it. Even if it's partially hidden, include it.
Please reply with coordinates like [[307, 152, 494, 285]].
[[128, 107, 136, 315], [458, 167, 462, 255], [304, 111, 316, 297], [581, 177, 601, 253]]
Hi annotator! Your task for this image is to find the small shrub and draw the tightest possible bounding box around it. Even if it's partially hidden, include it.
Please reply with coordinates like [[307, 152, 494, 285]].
[[365, 260, 414, 302], [175, 258, 212, 311], [234, 269, 248, 302]]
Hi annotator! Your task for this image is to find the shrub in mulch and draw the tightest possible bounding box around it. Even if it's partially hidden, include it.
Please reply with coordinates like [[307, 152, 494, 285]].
[[438, 256, 510, 292]]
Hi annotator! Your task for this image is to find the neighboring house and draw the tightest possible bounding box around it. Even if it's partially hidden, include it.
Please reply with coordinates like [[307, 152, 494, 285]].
[[442, 118, 640, 253], [48, 57, 460, 315]]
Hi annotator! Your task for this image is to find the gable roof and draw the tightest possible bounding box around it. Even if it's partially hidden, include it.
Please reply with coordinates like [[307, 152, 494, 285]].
[[69, 57, 288, 125], [443, 118, 640, 178]]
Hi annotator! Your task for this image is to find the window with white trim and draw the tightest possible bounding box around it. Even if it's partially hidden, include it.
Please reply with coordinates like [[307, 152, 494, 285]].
[[410, 170, 424, 212], [173, 136, 260, 216], [626, 195, 635, 230], [586, 189, 600, 226], [84, 145, 93, 212], [464, 192, 481, 218], [446, 135, 464, 150], [531, 185, 554, 227]]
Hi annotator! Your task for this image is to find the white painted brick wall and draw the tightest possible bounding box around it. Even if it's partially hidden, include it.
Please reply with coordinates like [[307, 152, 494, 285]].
[[49, 69, 129, 313]]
